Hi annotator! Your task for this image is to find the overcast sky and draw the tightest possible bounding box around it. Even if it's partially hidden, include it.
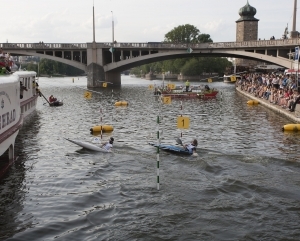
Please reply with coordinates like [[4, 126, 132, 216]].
[[1, 0, 298, 44]]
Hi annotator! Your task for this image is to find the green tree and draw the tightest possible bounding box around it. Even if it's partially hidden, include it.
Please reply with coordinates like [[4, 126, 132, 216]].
[[23, 62, 38, 72], [38, 59, 84, 76], [164, 24, 202, 43], [198, 34, 213, 43], [181, 58, 203, 76]]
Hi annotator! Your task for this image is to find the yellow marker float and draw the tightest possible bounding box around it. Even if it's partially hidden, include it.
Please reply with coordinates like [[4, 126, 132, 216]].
[[247, 100, 259, 105], [114, 101, 128, 106], [90, 125, 114, 133], [282, 124, 300, 131]]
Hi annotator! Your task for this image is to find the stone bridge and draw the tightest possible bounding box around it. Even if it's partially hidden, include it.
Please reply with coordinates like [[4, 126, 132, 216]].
[[1, 38, 300, 86]]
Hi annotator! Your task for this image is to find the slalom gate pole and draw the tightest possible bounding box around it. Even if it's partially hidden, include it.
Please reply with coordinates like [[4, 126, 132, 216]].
[[99, 107, 103, 139], [180, 101, 183, 139], [156, 96, 162, 190]]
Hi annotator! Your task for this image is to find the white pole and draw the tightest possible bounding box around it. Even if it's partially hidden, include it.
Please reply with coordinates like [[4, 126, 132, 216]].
[[111, 11, 114, 43], [111, 11, 114, 63]]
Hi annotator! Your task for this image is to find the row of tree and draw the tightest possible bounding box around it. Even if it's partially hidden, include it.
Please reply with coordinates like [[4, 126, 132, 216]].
[[23, 59, 85, 76], [130, 57, 232, 76]]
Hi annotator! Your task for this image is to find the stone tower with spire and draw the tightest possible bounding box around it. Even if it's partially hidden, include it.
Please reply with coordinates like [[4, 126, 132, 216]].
[[236, 0, 259, 41], [235, 0, 259, 67]]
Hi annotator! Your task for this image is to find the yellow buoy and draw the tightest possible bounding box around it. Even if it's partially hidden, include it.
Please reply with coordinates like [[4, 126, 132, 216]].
[[282, 124, 300, 131], [114, 101, 128, 106], [247, 100, 259, 105], [90, 125, 114, 133]]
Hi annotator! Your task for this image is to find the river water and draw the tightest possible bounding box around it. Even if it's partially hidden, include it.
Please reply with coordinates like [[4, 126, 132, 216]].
[[1, 75, 300, 241]]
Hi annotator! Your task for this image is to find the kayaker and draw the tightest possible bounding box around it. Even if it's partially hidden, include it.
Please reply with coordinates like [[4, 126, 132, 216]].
[[101, 137, 114, 151], [183, 139, 198, 154], [49, 95, 57, 103]]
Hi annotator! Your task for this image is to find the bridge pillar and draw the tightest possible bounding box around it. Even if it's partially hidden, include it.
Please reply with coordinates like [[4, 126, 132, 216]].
[[87, 63, 105, 87], [86, 63, 121, 87]]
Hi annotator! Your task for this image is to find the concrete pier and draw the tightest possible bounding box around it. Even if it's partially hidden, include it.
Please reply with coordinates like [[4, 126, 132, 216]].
[[87, 63, 105, 87]]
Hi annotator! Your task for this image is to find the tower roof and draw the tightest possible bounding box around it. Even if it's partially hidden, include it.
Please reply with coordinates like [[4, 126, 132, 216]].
[[236, 0, 259, 22]]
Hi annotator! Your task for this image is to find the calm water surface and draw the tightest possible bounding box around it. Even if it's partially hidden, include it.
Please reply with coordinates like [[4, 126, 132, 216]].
[[1, 76, 300, 241]]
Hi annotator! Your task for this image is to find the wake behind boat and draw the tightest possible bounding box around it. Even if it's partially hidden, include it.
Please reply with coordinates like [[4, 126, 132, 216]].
[[64, 138, 111, 152]]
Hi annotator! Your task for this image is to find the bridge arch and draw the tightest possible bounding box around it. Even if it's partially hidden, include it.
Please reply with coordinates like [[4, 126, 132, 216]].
[[104, 50, 292, 72], [7, 50, 87, 71]]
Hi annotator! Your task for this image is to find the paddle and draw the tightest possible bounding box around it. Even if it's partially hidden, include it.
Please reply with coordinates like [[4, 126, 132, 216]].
[[175, 137, 198, 157], [175, 137, 183, 145]]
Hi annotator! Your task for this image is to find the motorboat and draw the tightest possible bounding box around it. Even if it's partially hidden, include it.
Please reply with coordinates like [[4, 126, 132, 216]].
[[223, 74, 242, 83]]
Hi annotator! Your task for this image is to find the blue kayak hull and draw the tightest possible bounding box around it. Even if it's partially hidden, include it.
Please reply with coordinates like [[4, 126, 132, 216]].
[[148, 142, 191, 155]]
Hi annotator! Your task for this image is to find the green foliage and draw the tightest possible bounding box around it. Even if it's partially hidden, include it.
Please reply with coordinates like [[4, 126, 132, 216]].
[[181, 58, 202, 76], [131, 57, 232, 77], [198, 34, 213, 43], [164, 24, 201, 43], [38, 59, 84, 76], [23, 62, 38, 72]]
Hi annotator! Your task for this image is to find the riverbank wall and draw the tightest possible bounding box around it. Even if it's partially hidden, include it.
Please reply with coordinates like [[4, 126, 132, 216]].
[[236, 86, 300, 124]]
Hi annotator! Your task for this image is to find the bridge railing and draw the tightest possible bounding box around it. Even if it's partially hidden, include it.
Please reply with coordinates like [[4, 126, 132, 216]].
[[0, 43, 87, 49], [2, 38, 300, 50], [86, 39, 300, 49]]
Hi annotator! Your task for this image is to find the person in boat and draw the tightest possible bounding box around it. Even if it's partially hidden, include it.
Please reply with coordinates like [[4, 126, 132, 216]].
[[185, 80, 190, 92], [204, 85, 210, 91], [20, 81, 28, 99], [49, 95, 57, 103], [154, 87, 161, 95], [32, 80, 36, 95], [183, 139, 198, 155], [101, 137, 114, 151]]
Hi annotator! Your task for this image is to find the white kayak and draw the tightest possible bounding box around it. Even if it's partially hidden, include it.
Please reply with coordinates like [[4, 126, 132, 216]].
[[64, 138, 111, 152]]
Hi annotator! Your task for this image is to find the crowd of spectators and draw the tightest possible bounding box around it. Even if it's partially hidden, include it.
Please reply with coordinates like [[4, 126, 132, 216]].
[[236, 72, 300, 112]]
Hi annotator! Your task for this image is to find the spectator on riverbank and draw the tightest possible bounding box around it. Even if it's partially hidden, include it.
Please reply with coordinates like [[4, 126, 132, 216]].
[[289, 90, 300, 112], [237, 72, 300, 114]]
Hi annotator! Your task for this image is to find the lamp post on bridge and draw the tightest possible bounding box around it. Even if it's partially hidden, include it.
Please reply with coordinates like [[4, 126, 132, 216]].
[[111, 11, 114, 44], [111, 11, 114, 63]]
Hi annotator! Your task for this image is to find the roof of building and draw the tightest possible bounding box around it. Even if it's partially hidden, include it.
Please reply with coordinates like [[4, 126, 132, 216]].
[[236, 0, 259, 22]]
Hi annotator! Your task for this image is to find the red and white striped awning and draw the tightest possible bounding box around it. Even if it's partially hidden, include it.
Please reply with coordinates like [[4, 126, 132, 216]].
[[284, 69, 299, 74]]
